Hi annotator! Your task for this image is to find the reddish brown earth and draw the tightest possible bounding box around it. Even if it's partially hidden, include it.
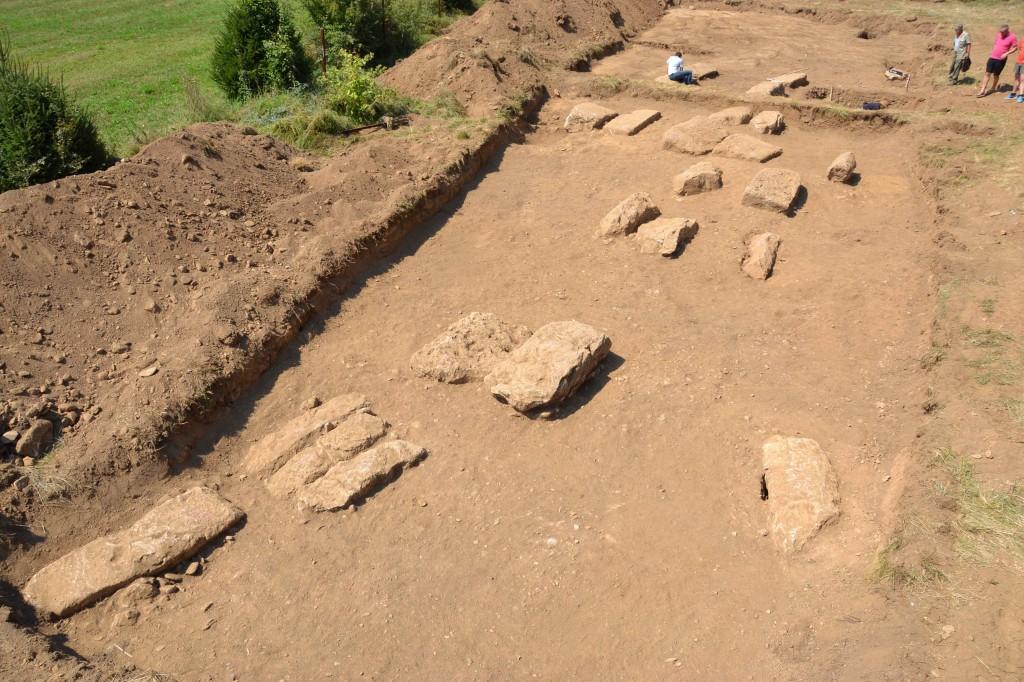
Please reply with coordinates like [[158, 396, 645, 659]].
[[3, 1, 1024, 680]]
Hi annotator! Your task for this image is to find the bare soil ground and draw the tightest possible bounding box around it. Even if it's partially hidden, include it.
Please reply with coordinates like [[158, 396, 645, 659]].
[[3, 1, 1024, 680]]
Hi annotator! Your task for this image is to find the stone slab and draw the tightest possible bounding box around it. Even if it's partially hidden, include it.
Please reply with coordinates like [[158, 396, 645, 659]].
[[672, 161, 723, 196], [564, 103, 619, 132], [297, 440, 427, 512], [762, 436, 840, 553], [23, 487, 244, 618], [712, 134, 783, 163], [662, 116, 729, 156], [708, 106, 754, 125], [742, 232, 782, 280], [605, 109, 662, 136], [409, 312, 532, 384], [242, 393, 370, 476], [596, 192, 661, 238], [827, 152, 857, 183], [484, 321, 611, 413], [637, 218, 699, 257], [747, 81, 787, 98], [769, 72, 809, 88], [749, 111, 785, 135], [742, 168, 802, 213]]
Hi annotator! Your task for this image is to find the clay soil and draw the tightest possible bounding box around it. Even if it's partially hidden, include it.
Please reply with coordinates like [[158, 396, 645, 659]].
[[3, 2, 1024, 680]]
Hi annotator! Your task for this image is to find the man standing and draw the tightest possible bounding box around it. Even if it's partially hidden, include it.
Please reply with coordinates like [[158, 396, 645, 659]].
[[667, 51, 693, 85], [977, 24, 1018, 97], [1006, 39, 1024, 101], [949, 24, 971, 84]]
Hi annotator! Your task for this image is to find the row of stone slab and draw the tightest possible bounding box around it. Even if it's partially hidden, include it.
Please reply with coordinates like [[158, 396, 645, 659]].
[[411, 314, 611, 415]]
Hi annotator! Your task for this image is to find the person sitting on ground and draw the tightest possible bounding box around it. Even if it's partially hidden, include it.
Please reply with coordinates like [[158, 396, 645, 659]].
[[977, 24, 1018, 97], [667, 51, 694, 85], [1006, 38, 1024, 102], [949, 24, 971, 85]]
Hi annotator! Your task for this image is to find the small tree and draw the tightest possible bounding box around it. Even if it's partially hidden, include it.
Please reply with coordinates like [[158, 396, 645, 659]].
[[0, 36, 109, 192], [211, 0, 313, 100]]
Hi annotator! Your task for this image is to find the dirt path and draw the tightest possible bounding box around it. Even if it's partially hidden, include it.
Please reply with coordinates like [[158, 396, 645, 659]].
[[46, 83, 942, 678]]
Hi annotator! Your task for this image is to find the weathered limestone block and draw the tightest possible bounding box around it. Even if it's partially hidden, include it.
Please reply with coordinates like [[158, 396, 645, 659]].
[[672, 161, 723, 196], [741, 232, 782, 279], [409, 312, 532, 384], [742, 168, 802, 213], [827, 152, 857, 183], [24, 487, 244, 618], [712, 134, 783, 163], [749, 111, 785, 135], [596, 192, 661, 238], [297, 440, 427, 512], [605, 109, 662, 136], [762, 436, 840, 553], [564, 103, 619, 132], [708, 105, 754, 125], [637, 218, 699, 257], [242, 394, 370, 475], [662, 116, 729, 156], [484, 321, 611, 413], [747, 81, 787, 98], [769, 72, 808, 88]]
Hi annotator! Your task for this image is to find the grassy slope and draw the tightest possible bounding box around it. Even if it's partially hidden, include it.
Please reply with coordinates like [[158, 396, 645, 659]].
[[2, 0, 307, 156]]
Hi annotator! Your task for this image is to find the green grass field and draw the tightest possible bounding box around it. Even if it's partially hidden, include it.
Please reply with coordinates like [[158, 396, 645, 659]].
[[2, 0, 307, 156]]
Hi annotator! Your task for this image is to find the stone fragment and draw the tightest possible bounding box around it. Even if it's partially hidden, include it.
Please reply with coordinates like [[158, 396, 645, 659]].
[[712, 134, 783, 163], [747, 81, 787, 98], [741, 233, 782, 279], [267, 447, 333, 498], [1, 430, 18, 445], [139, 366, 158, 377], [749, 111, 785, 135], [605, 109, 662, 136], [410, 312, 532, 384], [762, 436, 840, 553], [297, 440, 427, 512], [484, 321, 611, 413], [769, 72, 809, 88], [827, 152, 857, 183], [23, 487, 244, 618], [14, 419, 52, 458], [742, 168, 803, 213], [662, 116, 729, 155], [564, 103, 619, 132], [672, 162, 723, 196], [242, 394, 370, 475], [637, 218, 699, 257], [708, 106, 754, 125], [596, 192, 661, 238]]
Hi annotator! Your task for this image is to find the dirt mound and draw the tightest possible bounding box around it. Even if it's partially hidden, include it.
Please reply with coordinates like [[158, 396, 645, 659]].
[[384, 0, 664, 115]]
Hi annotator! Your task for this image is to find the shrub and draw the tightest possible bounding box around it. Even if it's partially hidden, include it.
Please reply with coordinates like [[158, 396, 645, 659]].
[[0, 36, 109, 192], [212, 0, 313, 100], [322, 50, 403, 123]]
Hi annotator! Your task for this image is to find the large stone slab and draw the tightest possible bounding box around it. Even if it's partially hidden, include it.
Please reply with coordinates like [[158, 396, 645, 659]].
[[596, 192, 661, 238], [769, 72, 808, 88], [23, 487, 244, 618], [672, 161, 723, 196], [605, 109, 662, 136], [661, 116, 729, 156], [484, 321, 611, 413], [297, 440, 427, 512], [741, 232, 782, 280], [409, 312, 531, 384], [747, 81, 787, 98], [242, 394, 370, 476], [827, 151, 857, 183], [749, 111, 785, 135], [637, 218, 699, 257], [564, 103, 619, 132], [742, 168, 802, 213], [762, 436, 840, 553], [267, 412, 388, 497], [708, 106, 754, 125], [712, 134, 783, 163]]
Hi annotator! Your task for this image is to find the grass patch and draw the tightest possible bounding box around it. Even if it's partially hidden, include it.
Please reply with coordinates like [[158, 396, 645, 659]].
[[935, 447, 1024, 570], [874, 535, 947, 587], [980, 298, 996, 315], [1004, 398, 1024, 427], [920, 344, 947, 370], [962, 326, 1014, 348]]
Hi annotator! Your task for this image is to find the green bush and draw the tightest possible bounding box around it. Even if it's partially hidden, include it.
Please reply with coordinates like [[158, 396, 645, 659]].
[[322, 50, 403, 123], [0, 37, 109, 192], [212, 0, 313, 100]]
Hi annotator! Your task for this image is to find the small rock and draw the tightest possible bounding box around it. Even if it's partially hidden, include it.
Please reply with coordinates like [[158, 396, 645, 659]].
[[301, 397, 322, 411], [637, 218, 699, 257], [596, 192, 661, 238], [827, 152, 857, 183], [184, 561, 201, 576], [117, 229, 132, 243], [1, 430, 19, 445], [672, 162, 723, 196], [762, 436, 840, 553], [741, 233, 782, 280], [139, 366, 159, 378], [15, 419, 53, 458], [749, 111, 785, 135], [742, 168, 803, 213], [564, 103, 619, 132], [143, 298, 160, 313]]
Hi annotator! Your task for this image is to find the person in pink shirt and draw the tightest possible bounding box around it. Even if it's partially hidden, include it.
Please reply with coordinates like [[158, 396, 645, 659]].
[[977, 24, 1018, 97]]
